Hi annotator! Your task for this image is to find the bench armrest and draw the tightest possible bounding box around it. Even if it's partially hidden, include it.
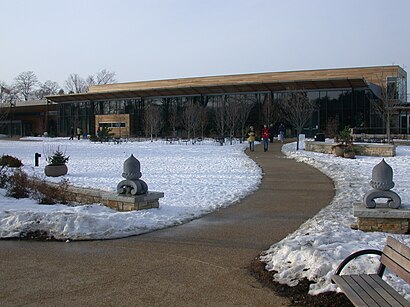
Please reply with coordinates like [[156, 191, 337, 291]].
[[334, 249, 383, 276]]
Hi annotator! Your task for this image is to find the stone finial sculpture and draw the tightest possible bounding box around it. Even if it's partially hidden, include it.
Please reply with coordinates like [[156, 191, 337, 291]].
[[363, 159, 401, 208], [117, 154, 148, 195]]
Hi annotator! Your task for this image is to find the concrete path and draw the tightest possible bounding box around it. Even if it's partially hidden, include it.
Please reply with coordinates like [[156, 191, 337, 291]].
[[0, 142, 334, 306]]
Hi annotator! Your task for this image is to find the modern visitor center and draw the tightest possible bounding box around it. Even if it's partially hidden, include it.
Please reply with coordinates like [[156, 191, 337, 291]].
[[2, 65, 409, 138]]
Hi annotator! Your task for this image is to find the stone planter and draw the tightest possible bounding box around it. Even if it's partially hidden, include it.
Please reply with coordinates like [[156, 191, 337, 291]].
[[343, 151, 356, 159], [333, 144, 345, 157], [45, 164, 68, 177]]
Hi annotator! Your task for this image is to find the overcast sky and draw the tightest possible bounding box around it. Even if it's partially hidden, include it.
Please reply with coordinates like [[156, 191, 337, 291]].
[[1, 0, 409, 93]]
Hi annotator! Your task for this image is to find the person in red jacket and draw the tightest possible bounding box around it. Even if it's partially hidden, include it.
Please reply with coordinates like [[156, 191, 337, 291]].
[[261, 124, 270, 152]]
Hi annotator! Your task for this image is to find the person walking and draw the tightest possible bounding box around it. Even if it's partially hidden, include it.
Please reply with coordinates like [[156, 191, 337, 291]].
[[69, 127, 74, 140], [278, 123, 285, 143], [268, 124, 275, 143], [261, 124, 270, 152], [247, 126, 256, 152], [76, 127, 82, 140]]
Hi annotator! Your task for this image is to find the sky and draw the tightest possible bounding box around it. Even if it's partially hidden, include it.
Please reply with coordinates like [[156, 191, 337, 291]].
[[1, 0, 410, 93]]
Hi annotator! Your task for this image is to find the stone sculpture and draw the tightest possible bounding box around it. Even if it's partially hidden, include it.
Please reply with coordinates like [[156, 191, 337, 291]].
[[363, 159, 401, 209], [117, 154, 148, 195]]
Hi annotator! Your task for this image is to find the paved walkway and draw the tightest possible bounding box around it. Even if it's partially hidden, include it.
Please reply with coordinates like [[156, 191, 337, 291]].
[[0, 142, 334, 306]]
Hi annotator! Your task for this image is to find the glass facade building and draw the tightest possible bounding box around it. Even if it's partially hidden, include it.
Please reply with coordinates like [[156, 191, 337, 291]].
[[56, 88, 382, 138], [49, 66, 408, 138]]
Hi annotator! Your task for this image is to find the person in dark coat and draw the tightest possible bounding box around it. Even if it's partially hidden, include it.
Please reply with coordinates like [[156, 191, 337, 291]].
[[69, 127, 74, 140], [278, 123, 285, 143], [268, 124, 275, 143]]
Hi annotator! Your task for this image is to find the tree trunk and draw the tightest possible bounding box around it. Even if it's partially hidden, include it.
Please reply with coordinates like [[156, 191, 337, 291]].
[[386, 113, 391, 143], [296, 128, 300, 150]]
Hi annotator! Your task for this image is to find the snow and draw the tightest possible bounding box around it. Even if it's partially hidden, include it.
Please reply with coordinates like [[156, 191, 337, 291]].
[[262, 142, 410, 299], [0, 137, 409, 299], [0, 138, 262, 240]]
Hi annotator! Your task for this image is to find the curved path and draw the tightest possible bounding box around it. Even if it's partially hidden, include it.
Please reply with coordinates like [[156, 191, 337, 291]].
[[0, 142, 334, 306]]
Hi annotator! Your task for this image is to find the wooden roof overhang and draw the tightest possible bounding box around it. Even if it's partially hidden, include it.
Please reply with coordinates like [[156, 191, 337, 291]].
[[46, 78, 368, 104]]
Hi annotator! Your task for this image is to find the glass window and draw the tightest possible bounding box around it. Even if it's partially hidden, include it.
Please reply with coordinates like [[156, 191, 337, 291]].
[[387, 77, 398, 100]]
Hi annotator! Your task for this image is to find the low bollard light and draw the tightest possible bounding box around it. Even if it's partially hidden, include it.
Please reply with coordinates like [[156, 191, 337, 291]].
[[34, 153, 41, 167]]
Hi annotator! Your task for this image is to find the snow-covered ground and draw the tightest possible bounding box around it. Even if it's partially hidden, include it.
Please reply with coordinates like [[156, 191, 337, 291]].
[[0, 138, 261, 240], [0, 137, 409, 299], [262, 142, 410, 299]]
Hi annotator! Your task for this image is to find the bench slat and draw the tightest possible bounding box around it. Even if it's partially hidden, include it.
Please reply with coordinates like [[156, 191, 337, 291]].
[[333, 237, 410, 306], [382, 252, 410, 285], [333, 274, 410, 307], [382, 244, 410, 283], [382, 238, 410, 284], [363, 274, 410, 307], [332, 275, 378, 306], [353, 275, 389, 306], [387, 237, 410, 258]]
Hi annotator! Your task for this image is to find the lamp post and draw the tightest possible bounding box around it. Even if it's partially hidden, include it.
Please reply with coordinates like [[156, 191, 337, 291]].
[[9, 99, 14, 138], [45, 99, 50, 136]]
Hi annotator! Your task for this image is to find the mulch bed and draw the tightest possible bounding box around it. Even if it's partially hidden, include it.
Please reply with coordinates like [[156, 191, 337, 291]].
[[249, 257, 353, 306], [1, 230, 59, 241]]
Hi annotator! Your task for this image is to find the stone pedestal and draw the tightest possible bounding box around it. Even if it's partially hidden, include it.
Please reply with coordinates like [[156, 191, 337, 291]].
[[103, 191, 164, 211], [47, 182, 164, 212], [353, 203, 410, 234]]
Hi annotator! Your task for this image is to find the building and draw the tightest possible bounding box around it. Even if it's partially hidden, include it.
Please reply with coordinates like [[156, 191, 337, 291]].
[[0, 100, 58, 137], [2, 65, 409, 138]]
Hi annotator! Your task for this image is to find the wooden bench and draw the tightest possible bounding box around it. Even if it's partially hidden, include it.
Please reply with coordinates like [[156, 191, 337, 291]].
[[332, 237, 410, 306]]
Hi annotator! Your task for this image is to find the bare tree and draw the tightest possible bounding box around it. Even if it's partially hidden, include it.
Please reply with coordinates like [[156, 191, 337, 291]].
[[14, 71, 38, 101], [1, 82, 11, 102], [65, 73, 87, 93], [371, 73, 403, 143], [36, 80, 60, 99], [237, 94, 257, 140], [87, 69, 117, 88], [213, 95, 227, 137], [261, 93, 277, 126], [0, 84, 11, 125], [0, 83, 19, 103], [168, 98, 179, 137], [0, 83, 19, 133], [278, 88, 317, 150], [198, 105, 208, 138], [182, 100, 201, 139], [225, 95, 241, 143], [95, 69, 116, 85], [86, 75, 96, 87], [143, 103, 162, 141]]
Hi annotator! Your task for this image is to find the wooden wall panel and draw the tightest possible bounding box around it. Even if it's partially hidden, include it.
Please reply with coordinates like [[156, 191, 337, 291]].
[[95, 114, 130, 138]]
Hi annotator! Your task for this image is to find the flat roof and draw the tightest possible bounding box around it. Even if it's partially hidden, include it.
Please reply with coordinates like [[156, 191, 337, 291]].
[[46, 78, 368, 103], [46, 65, 405, 103]]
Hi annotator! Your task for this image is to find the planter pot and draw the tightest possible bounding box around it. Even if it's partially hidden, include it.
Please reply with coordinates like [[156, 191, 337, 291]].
[[45, 164, 68, 177], [333, 145, 345, 157], [344, 151, 356, 159]]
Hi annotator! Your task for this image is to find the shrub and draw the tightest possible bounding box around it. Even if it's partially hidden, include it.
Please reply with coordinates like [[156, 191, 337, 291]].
[[338, 126, 353, 145], [44, 145, 69, 165], [31, 178, 70, 204], [0, 154, 23, 168], [91, 126, 114, 142], [6, 169, 30, 199], [2, 166, 71, 204], [325, 118, 339, 138], [0, 167, 9, 188]]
